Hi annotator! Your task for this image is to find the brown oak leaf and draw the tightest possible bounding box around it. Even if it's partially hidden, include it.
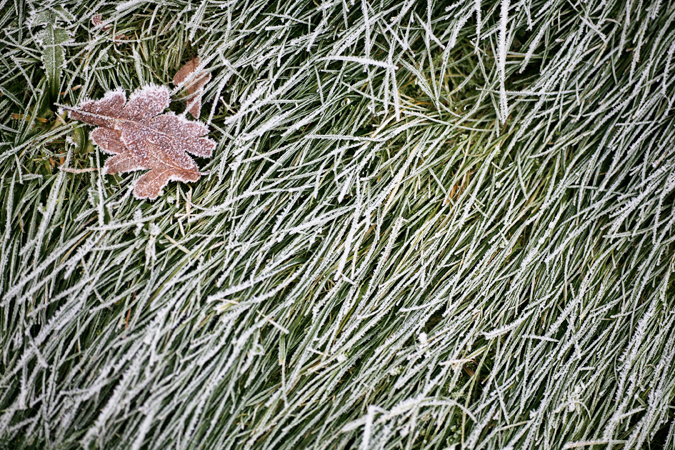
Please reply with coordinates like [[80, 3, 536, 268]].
[[66, 85, 216, 200], [173, 57, 211, 118]]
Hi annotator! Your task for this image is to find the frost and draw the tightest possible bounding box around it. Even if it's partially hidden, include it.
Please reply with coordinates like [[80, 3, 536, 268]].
[[3, 1, 675, 450]]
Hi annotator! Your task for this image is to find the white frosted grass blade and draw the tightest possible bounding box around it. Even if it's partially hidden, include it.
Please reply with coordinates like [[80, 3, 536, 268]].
[[318, 55, 397, 70]]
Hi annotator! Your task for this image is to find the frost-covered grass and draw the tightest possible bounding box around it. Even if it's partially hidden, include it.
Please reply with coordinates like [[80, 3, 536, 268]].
[[1, 0, 675, 449]]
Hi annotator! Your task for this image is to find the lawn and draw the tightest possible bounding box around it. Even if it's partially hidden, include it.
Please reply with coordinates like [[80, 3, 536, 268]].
[[1, 0, 674, 449]]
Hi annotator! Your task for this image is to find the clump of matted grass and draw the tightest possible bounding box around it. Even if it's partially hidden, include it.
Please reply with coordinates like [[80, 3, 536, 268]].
[[1, 0, 674, 449]]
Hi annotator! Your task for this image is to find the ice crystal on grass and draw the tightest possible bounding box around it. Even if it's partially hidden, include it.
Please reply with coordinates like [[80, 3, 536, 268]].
[[91, 13, 126, 41], [65, 85, 216, 199], [2, 1, 675, 450]]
